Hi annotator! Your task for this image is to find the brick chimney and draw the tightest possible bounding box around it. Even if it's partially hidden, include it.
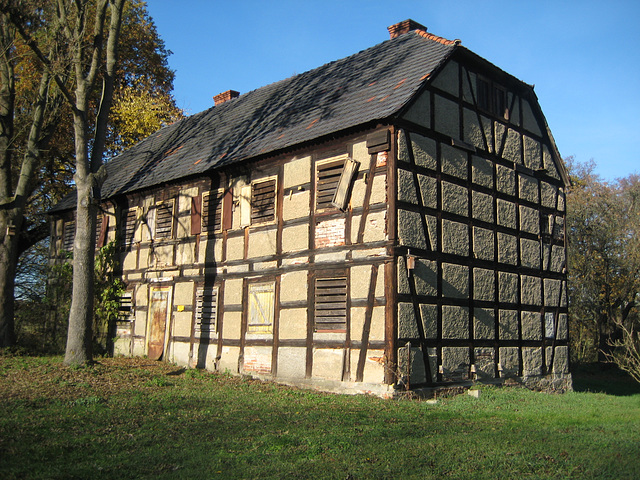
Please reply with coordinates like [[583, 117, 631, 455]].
[[214, 90, 240, 106], [387, 19, 427, 39]]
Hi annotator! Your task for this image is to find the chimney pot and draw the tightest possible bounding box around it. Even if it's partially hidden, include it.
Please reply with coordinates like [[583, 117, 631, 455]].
[[387, 19, 427, 39], [214, 90, 240, 106]]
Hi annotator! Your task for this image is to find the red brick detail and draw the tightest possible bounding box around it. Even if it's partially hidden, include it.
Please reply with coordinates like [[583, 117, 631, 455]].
[[315, 218, 346, 248], [214, 90, 240, 106], [243, 356, 272, 375], [387, 19, 427, 39]]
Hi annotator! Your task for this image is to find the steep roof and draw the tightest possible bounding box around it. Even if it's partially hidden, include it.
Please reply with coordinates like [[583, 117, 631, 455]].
[[51, 29, 457, 212]]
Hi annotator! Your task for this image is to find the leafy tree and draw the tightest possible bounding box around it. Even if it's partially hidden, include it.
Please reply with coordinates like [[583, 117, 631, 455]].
[[566, 158, 640, 367], [0, 0, 181, 349]]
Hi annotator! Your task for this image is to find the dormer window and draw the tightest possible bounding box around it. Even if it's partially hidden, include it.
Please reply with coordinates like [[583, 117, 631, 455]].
[[477, 76, 508, 120]]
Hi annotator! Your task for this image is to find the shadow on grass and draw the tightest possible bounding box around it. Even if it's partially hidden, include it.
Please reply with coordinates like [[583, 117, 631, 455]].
[[571, 362, 640, 396]]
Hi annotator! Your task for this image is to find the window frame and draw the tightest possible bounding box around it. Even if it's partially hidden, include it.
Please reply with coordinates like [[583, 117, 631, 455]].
[[476, 75, 508, 120], [121, 207, 139, 249], [201, 189, 224, 235], [153, 199, 175, 240]]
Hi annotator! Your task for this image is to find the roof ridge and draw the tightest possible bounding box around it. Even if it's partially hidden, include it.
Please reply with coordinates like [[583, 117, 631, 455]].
[[415, 29, 459, 46]]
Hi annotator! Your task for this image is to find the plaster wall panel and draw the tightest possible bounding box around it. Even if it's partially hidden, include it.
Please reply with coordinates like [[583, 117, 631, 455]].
[[398, 168, 418, 204], [200, 236, 223, 264], [282, 224, 308, 253], [556, 314, 568, 341], [494, 122, 506, 155], [521, 275, 542, 306], [472, 190, 494, 223], [413, 259, 438, 297], [442, 220, 469, 256], [361, 210, 386, 243], [225, 235, 244, 262], [248, 228, 277, 258], [312, 349, 343, 381], [411, 134, 437, 171], [522, 347, 543, 376], [351, 306, 385, 342], [502, 128, 522, 164], [473, 226, 495, 262], [176, 240, 195, 265], [434, 95, 459, 139], [496, 165, 516, 195], [172, 311, 192, 339], [442, 306, 469, 340], [522, 100, 542, 136], [350, 178, 367, 209], [462, 69, 474, 103], [441, 347, 470, 381], [369, 174, 387, 205], [442, 181, 468, 216], [398, 209, 427, 250], [473, 268, 495, 302], [122, 251, 137, 271], [152, 244, 173, 267], [474, 308, 495, 340], [497, 232, 518, 265], [498, 271, 518, 304], [176, 188, 197, 238], [541, 182, 559, 209], [222, 311, 242, 340], [523, 136, 542, 171], [544, 278, 564, 307], [283, 155, 311, 189], [224, 278, 243, 306], [217, 346, 240, 373], [550, 245, 566, 273], [277, 347, 306, 379], [398, 303, 419, 339], [173, 281, 193, 307], [543, 145, 560, 180], [315, 251, 347, 263], [402, 92, 431, 129], [521, 311, 542, 341], [519, 173, 539, 204], [352, 140, 370, 170], [280, 270, 308, 303], [283, 190, 310, 222], [519, 205, 539, 235], [442, 263, 469, 299], [463, 108, 490, 151], [499, 346, 520, 376], [497, 199, 516, 230], [418, 174, 437, 209], [499, 310, 519, 340], [520, 238, 540, 269], [354, 348, 386, 384], [420, 304, 437, 339], [552, 346, 569, 374], [431, 61, 458, 96], [350, 265, 374, 300], [441, 144, 467, 180], [472, 156, 493, 189]]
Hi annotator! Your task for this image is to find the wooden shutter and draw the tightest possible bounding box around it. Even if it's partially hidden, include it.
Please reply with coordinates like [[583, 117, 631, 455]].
[[96, 213, 109, 249], [222, 189, 233, 231], [122, 207, 138, 248], [317, 158, 345, 210], [248, 281, 275, 333], [195, 286, 219, 333], [191, 196, 202, 235], [251, 179, 276, 224], [331, 157, 359, 211], [117, 292, 134, 321], [202, 191, 223, 233], [63, 220, 75, 251], [314, 275, 348, 332], [155, 201, 174, 239]]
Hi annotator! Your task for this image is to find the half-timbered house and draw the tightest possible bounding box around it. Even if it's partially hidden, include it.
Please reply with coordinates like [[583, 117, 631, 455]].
[[49, 20, 572, 395]]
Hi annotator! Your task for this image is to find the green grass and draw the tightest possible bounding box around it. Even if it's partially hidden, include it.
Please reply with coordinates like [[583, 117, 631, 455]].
[[1, 355, 639, 479]]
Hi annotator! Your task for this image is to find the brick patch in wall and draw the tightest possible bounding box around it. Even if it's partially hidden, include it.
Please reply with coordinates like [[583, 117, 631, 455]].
[[315, 218, 346, 248]]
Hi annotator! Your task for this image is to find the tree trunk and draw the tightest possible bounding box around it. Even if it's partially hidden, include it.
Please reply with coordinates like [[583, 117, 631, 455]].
[[0, 214, 18, 346]]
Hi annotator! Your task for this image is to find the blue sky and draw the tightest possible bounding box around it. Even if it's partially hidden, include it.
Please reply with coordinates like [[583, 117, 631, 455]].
[[145, 0, 640, 181]]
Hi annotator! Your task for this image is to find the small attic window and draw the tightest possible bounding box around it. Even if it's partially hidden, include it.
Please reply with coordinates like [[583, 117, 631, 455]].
[[477, 76, 508, 120]]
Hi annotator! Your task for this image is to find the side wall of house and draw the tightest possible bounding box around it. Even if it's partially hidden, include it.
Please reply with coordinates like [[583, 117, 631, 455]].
[[395, 58, 570, 390], [50, 131, 394, 394]]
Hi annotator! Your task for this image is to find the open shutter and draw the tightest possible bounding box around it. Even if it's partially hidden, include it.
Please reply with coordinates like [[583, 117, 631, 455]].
[[191, 196, 202, 235], [97, 213, 109, 248], [331, 157, 359, 211], [222, 189, 233, 231]]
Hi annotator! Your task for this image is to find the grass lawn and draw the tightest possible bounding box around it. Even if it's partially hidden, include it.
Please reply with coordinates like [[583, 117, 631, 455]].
[[1, 354, 639, 479]]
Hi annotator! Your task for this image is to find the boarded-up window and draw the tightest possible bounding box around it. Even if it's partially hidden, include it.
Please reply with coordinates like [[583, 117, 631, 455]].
[[251, 178, 276, 224], [314, 275, 348, 332], [63, 220, 75, 251], [117, 292, 134, 321], [154, 200, 174, 239], [195, 286, 219, 334], [121, 208, 137, 248], [248, 281, 275, 334], [202, 191, 223, 233]]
